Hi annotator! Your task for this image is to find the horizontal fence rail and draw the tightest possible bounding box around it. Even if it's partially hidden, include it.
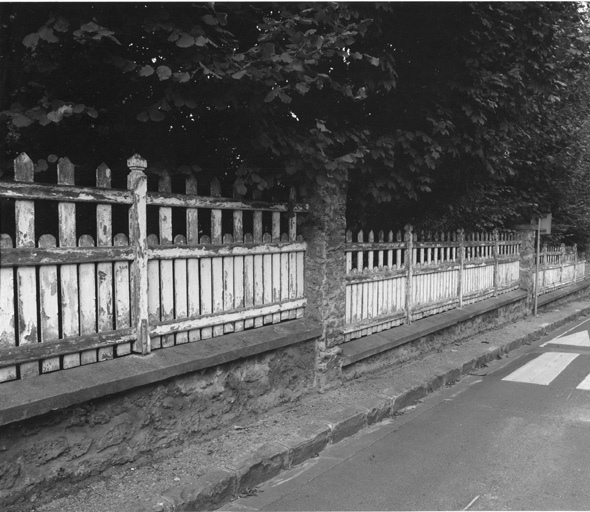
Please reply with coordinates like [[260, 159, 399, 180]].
[[343, 225, 521, 341], [534, 243, 586, 295], [0, 153, 307, 383]]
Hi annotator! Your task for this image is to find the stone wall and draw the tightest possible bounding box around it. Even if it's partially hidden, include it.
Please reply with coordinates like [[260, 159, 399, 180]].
[[0, 339, 316, 508]]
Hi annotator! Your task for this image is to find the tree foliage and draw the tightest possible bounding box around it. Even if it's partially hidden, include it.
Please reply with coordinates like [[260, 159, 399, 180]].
[[1, 2, 589, 243]]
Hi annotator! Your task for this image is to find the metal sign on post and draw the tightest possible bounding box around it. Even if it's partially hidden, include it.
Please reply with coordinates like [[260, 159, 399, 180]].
[[533, 213, 552, 316]]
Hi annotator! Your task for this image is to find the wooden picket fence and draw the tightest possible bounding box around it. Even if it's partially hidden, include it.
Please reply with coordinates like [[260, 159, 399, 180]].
[[343, 226, 521, 341], [0, 153, 307, 383], [534, 243, 586, 295]]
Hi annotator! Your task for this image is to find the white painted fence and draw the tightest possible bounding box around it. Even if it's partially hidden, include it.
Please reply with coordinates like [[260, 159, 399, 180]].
[[0, 153, 307, 383], [344, 226, 521, 341], [534, 244, 586, 295]]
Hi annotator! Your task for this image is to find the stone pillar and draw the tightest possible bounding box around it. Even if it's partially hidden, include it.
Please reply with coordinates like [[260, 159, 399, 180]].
[[514, 227, 536, 312], [299, 169, 348, 391]]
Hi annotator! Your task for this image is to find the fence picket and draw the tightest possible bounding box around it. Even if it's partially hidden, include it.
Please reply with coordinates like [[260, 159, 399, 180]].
[[78, 235, 98, 365], [113, 233, 132, 355], [96, 163, 114, 361], [174, 234, 189, 343], [57, 157, 80, 370], [0, 234, 17, 382], [36, 233, 59, 369], [147, 234, 161, 349], [223, 233, 236, 333], [243, 233, 255, 329], [200, 235, 214, 338], [159, 172, 175, 347]]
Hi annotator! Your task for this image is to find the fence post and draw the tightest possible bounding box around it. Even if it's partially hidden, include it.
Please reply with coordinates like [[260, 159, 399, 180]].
[[493, 228, 499, 296], [457, 229, 465, 308], [560, 243, 566, 284], [573, 244, 578, 281], [404, 224, 413, 324], [127, 154, 150, 355]]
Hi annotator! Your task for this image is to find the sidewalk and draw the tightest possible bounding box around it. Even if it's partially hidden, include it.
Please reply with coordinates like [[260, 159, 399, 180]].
[[24, 295, 590, 512]]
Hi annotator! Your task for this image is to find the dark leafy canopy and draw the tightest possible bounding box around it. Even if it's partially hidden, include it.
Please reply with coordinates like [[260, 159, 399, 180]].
[[1, 3, 589, 243]]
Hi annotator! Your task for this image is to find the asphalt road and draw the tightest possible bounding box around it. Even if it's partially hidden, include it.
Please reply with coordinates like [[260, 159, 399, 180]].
[[222, 315, 590, 511]]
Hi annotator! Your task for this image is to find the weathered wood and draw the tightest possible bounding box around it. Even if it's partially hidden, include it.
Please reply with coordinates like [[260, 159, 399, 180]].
[[233, 253, 245, 331], [0, 246, 135, 267], [222, 235, 236, 333], [96, 163, 114, 361], [147, 234, 162, 350], [151, 298, 307, 336], [0, 234, 17, 381], [211, 258, 224, 335], [254, 250, 264, 327], [262, 234, 273, 324], [200, 237, 213, 339], [37, 235, 60, 372], [58, 157, 80, 370], [158, 172, 175, 347], [147, 241, 306, 259], [78, 235, 98, 365], [172, 236, 189, 344], [113, 233, 132, 355], [243, 243, 255, 329], [146, 190, 309, 212], [186, 175, 199, 245], [0, 181, 133, 204], [127, 154, 150, 354], [0, 328, 136, 368], [404, 225, 414, 324]]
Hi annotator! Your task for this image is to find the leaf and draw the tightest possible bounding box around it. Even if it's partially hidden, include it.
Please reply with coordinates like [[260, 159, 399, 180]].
[[72, 104, 85, 114], [39, 27, 59, 43], [176, 34, 195, 48], [194, 36, 207, 47], [53, 17, 69, 33], [262, 42, 275, 59], [12, 114, 33, 127], [136, 110, 149, 122], [173, 72, 191, 83], [37, 159, 49, 171], [201, 14, 217, 26], [47, 154, 58, 163], [157, 65, 172, 80], [80, 22, 100, 32], [278, 91, 292, 104], [139, 65, 155, 77], [295, 83, 310, 94], [148, 105, 165, 122], [22, 33, 40, 48], [86, 107, 98, 118], [47, 111, 63, 123], [264, 89, 279, 103], [232, 69, 247, 80], [369, 57, 380, 66]]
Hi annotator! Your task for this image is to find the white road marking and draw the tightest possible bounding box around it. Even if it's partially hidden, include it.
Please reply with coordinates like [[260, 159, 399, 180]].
[[542, 330, 590, 348], [576, 373, 590, 391], [541, 318, 590, 346], [502, 352, 579, 385]]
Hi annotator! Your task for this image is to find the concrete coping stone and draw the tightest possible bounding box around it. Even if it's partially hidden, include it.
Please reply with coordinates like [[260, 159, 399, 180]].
[[0, 318, 322, 427], [537, 279, 590, 307]]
